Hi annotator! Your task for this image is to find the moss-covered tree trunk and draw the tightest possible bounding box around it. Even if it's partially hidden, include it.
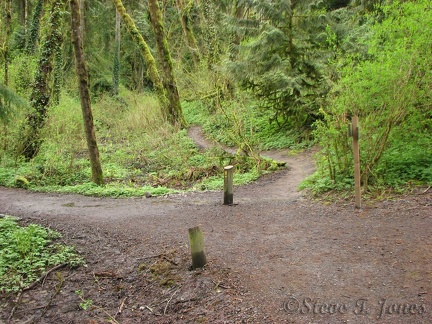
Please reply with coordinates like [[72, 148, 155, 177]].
[[201, 0, 219, 70], [70, 0, 104, 185], [148, 0, 186, 127], [17, 0, 28, 34], [26, 0, 43, 54], [176, 0, 200, 65], [4, 0, 12, 86], [22, 0, 62, 160], [111, 0, 170, 121], [112, 8, 121, 96]]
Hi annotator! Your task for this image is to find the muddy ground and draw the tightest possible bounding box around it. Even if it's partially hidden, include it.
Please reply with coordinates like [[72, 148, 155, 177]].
[[0, 128, 431, 323]]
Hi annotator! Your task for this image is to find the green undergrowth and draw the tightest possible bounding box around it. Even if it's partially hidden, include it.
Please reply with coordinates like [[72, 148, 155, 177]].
[[0, 90, 282, 197], [0, 216, 84, 294], [182, 96, 313, 151]]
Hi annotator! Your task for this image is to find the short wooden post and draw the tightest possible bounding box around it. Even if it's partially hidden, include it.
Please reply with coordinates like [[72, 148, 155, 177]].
[[223, 165, 234, 205], [352, 115, 361, 209], [188, 226, 207, 269]]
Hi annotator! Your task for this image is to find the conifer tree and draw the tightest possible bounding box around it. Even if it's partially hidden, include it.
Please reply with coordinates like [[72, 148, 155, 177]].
[[226, 0, 331, 135]]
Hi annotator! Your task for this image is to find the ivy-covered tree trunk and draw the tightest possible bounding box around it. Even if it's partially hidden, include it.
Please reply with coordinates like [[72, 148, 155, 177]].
[[148, 0, 186, 127], [176, 0, 201, 65], [111, 0, 170, 123], [201, 0, 219, 69], [22, 0, 62, 160], [70, 0, 104, 185], [26, 0, 44, 54]]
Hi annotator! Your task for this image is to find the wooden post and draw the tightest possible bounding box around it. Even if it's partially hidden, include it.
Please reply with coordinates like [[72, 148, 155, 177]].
[[223, 165, 234, 205], [188, 226, 207, 269], [352, 115, 361, 209]]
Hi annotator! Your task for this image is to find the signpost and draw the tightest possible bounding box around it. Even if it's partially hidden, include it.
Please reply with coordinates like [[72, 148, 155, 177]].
[[223, 165, 234, 205], [188, 226, 207, 269], [351, 115, 362, 209]]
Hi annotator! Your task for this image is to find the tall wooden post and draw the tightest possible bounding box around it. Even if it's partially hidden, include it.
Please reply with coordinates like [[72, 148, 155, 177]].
[[188, 226, 207, 269], [223, 165, 234, 205], [352, 115, 361, 209]]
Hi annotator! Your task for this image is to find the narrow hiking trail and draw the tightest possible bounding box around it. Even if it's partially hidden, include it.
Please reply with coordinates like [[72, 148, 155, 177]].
[[187, 125, 316, 203], [0, 127, 431, 323]]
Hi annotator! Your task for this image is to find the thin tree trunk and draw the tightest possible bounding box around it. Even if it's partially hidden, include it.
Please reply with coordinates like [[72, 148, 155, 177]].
[[79, 0, 85, 39], [201, 0, 218, 69], [17, 0, 28, 37], [112, 8, 121, 96], [176, 0, 200, 65], [111, 0, 170, 121], [4, 0, 12, 86], [26, 0, 44, 54], [148, 0, 186, 127], [70, 0, 104, 185], [22, 0, 62, 160]]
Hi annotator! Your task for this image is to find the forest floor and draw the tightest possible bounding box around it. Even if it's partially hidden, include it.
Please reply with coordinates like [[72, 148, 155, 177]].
[[0, 127, 431, 324]]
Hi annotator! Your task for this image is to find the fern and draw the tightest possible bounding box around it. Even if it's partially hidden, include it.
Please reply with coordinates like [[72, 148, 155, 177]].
[[0, 83, 29, 121]]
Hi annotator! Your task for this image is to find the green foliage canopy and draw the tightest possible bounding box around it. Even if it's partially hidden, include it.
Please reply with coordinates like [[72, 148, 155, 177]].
[[308, 0, 432, 193], [226, 0, 332, 135]]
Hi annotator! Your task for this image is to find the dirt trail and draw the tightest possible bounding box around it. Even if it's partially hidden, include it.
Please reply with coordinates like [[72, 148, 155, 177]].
[[187, 125, 316, 202], [0, 127, 431, 324]]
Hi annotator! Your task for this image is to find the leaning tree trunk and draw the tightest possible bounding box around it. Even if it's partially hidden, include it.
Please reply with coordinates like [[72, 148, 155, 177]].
[[22, 0, 62, 160], [148, 0, 186, 127], [70, 0, 104, 185], [112, 0, 170, 122]]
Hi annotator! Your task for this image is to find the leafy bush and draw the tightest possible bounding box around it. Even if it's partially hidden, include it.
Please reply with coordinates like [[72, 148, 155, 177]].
[[305, 0, 432, 194]]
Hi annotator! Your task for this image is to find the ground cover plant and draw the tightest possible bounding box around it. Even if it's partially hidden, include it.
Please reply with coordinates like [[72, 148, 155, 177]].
[[0, 87, 281, 197], [0, 215, 83, 294]]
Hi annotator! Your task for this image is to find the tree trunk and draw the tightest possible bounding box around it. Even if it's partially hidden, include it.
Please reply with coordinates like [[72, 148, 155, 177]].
[[111, 0, 170, 122], [4, 0, 12, 86], [79, 0, 86, 40], [112, 8, 121, 96], [148, 0, 186, 127], [22, 0, 62, 160], [201, 0, 218, 69], [176, 0, 200, 65], [26, 0, 44, 54], [70, 0, 104, 185]]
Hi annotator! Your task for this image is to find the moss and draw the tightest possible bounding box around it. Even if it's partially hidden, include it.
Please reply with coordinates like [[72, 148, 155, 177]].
[[15, 176, 29, 188]]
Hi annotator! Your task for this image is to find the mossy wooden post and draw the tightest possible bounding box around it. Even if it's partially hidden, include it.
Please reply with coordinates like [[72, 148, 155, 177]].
[[188, 226, 207, 269], [352, 115, 361, 209], [224, 165, 234, 205]]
